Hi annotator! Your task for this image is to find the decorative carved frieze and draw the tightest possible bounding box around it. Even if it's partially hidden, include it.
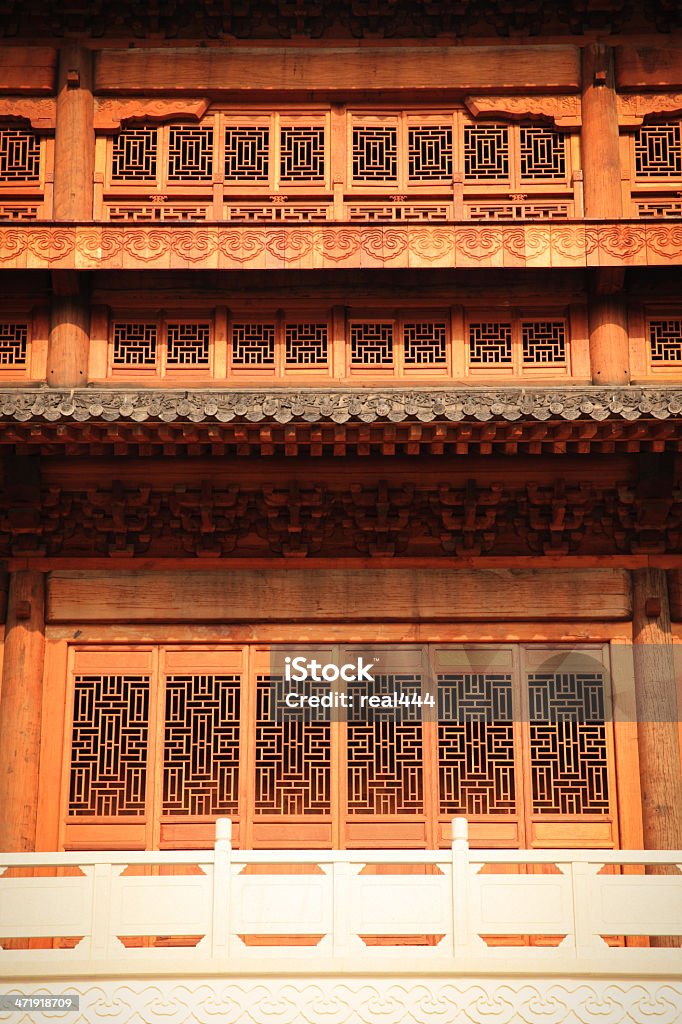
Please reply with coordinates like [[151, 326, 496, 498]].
[[93, 98, 210, 131], [618, 92, 682, 127], [0, 96, 56, 129], [465, 95, 581, 129]]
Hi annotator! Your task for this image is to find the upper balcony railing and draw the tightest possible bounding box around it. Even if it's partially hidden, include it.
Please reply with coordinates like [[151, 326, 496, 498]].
[[1, 819, 681, 979]]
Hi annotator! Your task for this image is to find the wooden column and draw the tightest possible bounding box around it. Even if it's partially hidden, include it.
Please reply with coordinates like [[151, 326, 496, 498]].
[[632, 569, 682, 852], [53, 44, 94, 221], [588, 286, 630, 386], [581, 43, 622, 220], [47, 284, 90, 388], [0, 571, 46, 851]]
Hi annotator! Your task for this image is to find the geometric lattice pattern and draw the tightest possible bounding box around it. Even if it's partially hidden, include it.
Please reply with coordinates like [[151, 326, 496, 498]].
[[350, 322, 394, 366], [231, 322, 276, 365], [112, 322, 158, 367], [280, 126, 325, 183], [225, 126, 270, 183], [438, 673, 515, 816], [167, 126, 213, 182], [464, 125, 509, 180], [519, 128, 566, 181], [528, 672, 609, 815], [352, 125, 398, 183], [635, 122, 682, 178], [0, 322, 28, 367], [648, 318, 682, 364], [521, 320, 567, 365], [166, 323, 210, 366], [284, 322, 329, 367], [0, 128, 40, 182], [163, 674, 240, 816], [408, 125, 452, 182], [403, 321, 448, 365], [254, 675, 331, 815], [69, 674, 150, 817], [111, 128, 157, 182], [468, 322, 513, 365], [346, 674, 424, 815]]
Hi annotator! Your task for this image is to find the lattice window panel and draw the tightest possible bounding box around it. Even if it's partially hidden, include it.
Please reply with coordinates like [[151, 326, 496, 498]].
[[350, 322, 394, 367], [346, 674, 424, 815], [166, 323, 210, 367], [468, 322, 513, 365], [467, 201, 571, 221], [438, 673, 515, 816], [254, 675, 331, 815], [280, 125, 325, 183], [648, 319, 682, 364], [528, 672, 609, 815], [284, 322, 328, 367], [112, 322, 158, 368], [635, 123, 682, 178], [635, 199, 682, 218], [464, 124, 509, 180], [0, 203, 40, 220], [519, 127, 566, 181], [0, 322, 28, 368], [0, 128, 40, 183], [69, 674, 150, 817], [403, 321, 448, 366], [352, 124, 398, 183], [224, 125, 270, 183], [226, 203, 330, 222], [163, 674, 240, 816], [107, 203, 210, 222], [167, 125, 213, 182], [111, 127, 157, 182], [521, 321, 567, 366], [347, 203, 451, 222], [231, 322, 276, 366], [408, 125, 453, 183]]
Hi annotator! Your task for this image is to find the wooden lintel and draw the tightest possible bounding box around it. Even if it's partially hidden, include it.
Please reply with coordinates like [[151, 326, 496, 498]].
[[0, 48, 56, 95], [616, 46, 682, 89]]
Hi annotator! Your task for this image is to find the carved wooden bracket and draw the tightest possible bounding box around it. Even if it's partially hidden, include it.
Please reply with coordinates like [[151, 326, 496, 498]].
[[0, 96, 56, 129], [617, 93, 682, 127], [93, 97, 210, 131], [464, 95, 581, 129]]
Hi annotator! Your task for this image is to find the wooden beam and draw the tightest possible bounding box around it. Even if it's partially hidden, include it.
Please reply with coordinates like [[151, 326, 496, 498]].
[[0, 48, 56, 94], [616, 47, 682, 90], [0, 571, 46, 851], [94, 45, 580, 95], [46, 567, 632, 623]]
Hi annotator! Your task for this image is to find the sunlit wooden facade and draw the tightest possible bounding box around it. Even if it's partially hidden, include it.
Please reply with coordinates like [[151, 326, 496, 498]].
[[0, 5, 681, 1019]]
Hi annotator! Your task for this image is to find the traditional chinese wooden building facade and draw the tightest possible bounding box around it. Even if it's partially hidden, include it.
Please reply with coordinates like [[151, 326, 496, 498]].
[[0, 4, 681, 1021]]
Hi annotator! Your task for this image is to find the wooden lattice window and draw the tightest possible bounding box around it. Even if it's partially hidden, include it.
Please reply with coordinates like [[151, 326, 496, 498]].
[[408, 125, 453, 183], [521, 320, 567, 366], [111, 127, 158, 182], [167, 125, 213, 182], [634, 122, 682, 178], [0, 127, 40, 183], [438, 672, 515, 816], [464, 124, 509, 180], [519, 127, 566, 181], [69, 673, 150, 817], [0, 322, 28, 369], [166, 322, 211, 367], [648, 318, 682, 365], [280, 125, 325, 183], [231, 322, 276, 366], [468, 321, 513, 365], [403, 321, 448, 366], [284, 322, 329, 368], [112, 322, 158, 369], [350, 321, 394, 368], [224, 125, 270, 183], [528, 670, 609, 815], [352, 122, 398, 183], [163, 674, 240, 816]]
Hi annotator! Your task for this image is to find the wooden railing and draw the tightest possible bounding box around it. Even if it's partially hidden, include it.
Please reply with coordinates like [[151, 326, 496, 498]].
[[1, 819, 681, 977]]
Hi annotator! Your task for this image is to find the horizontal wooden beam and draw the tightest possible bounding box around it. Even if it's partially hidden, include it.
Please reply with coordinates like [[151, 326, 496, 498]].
[[94, 46, 580, 95], [616, 46, 682, 89], [46, 567, 632, 622], [0, 48, 56, 94], [0, 221, 680, 272]]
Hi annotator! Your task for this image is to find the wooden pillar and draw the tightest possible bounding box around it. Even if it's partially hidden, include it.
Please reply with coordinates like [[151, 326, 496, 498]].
[[632, 569, 682, 852], [47, 286, 90, 388], [53, 45, 94, 221], [0, 571, 46, 851], [588, 287, 630, 386], [581, 43, 622, 220]]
